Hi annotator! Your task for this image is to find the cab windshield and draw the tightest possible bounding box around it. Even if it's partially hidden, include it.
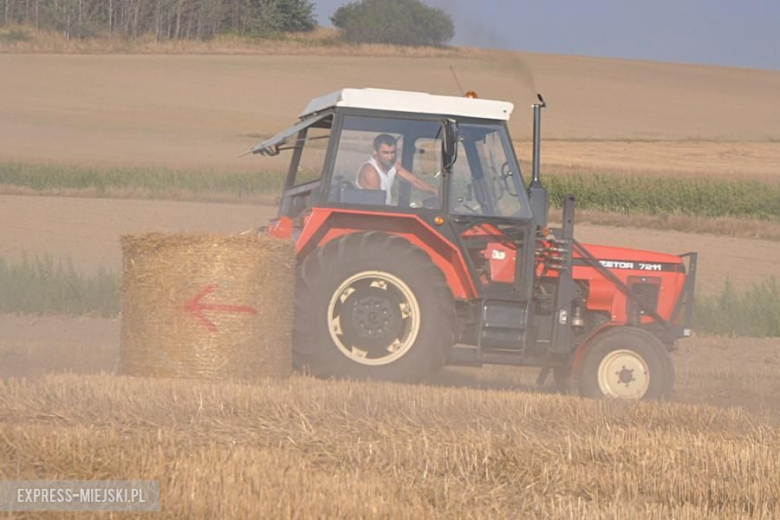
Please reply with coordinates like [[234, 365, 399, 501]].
[[448, 123, 532, 219]]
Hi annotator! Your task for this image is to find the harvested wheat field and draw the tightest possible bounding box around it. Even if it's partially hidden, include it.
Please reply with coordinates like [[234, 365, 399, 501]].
[[1, 375, 779, 518], [0, 313, 779, 517], [1, 53, 780, 177], [1, 314, 780, 517], [3, 315, 780, 415]]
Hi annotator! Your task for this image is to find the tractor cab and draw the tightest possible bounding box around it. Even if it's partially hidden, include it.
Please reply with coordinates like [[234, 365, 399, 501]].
[[250, 88, 697, 401], [253, 89, 539, 298], [252, 88, 532, 223]]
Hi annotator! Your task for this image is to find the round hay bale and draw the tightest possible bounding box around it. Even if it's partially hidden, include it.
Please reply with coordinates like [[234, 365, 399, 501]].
[[119, 232, 294, 380]]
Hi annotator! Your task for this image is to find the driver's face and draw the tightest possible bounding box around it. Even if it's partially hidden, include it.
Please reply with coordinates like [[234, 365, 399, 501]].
[[374, 144, 397, 170]]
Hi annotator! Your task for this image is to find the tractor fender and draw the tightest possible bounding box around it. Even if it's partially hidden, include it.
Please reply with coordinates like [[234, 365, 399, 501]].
[[295, 208, 477, 299], [570, 323, 624, 379], [570, 323, 672, 381]]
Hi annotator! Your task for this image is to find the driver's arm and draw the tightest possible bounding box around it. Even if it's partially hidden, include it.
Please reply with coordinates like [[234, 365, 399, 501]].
[[395, 163, 438, 194], [357, 164, 381, 189]]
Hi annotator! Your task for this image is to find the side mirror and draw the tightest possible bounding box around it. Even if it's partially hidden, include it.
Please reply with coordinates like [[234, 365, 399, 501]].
[[441, 119, 459, 171]]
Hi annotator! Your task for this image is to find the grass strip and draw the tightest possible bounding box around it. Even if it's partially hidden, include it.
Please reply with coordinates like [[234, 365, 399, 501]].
[[0, 255, 118, 318], [2, 253, 778, 337], [0, 162, 285, 200], [546, 172, 780, 220], [2, 162, 779, 220], [694, 278, 780, 337]]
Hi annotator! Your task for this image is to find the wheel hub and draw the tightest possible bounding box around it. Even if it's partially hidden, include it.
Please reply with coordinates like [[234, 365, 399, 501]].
[[617, 366, 635, 385], [352, 296, 396, 339], [597, 349, 650, 398]]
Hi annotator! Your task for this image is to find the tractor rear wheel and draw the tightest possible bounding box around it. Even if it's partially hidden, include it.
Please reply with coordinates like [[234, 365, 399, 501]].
[[294, 232, 456, 382], [578, 327, 674, 400]]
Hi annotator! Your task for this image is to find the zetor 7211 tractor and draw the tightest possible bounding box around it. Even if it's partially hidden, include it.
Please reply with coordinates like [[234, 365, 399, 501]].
[[251, 88, 697, 400]]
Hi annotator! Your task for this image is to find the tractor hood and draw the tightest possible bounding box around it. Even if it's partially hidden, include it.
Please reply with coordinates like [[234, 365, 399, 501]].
[[575, 243, 685, 271]]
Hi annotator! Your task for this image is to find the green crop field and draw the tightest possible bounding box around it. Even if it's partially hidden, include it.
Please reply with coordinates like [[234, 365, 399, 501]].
[[3, 162, 779, 221], [0, 255, 118, 318], [546, 172, 780, 220], [0, 162, 284, 202]]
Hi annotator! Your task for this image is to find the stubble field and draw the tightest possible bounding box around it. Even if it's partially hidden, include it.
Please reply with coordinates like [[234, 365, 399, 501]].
[[2, 312, 780, 518], [1, 46, 780, 517], [2, 52, 780, 172]]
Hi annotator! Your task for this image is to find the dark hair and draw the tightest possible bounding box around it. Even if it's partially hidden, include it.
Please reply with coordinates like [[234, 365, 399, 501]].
[[373, 134, 397, 150]]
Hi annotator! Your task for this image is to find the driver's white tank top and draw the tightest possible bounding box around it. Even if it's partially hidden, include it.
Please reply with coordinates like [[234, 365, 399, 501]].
[[356, 158, 396, 204]]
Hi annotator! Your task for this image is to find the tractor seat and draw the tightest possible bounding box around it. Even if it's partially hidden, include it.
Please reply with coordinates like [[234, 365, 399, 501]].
[[330, 176, 387, 205], [340, 186, 386, 205]]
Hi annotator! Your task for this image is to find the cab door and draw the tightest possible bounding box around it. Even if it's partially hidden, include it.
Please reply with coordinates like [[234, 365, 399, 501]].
[[445, 122, 533, 295]]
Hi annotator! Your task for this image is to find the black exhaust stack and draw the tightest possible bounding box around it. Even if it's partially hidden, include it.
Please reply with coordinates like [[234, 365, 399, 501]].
[[529, 93, 548, 229]]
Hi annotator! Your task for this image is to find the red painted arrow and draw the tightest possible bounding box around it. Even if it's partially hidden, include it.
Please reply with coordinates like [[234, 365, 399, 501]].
[[184, 284, 258, 333]]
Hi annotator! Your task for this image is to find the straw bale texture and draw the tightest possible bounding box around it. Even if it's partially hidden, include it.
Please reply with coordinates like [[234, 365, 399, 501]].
[[120, 232, 294, 380]]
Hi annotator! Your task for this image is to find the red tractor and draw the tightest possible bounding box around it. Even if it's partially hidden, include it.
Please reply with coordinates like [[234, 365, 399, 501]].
[[251, 88, 697, 399]]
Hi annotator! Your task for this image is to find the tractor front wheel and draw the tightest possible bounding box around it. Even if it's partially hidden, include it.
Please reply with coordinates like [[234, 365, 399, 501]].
[[294, 232, 455, 382], [578, 327, 674, 400]]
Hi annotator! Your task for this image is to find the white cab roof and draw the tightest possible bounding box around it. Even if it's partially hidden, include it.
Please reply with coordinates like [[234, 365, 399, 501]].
[[300, 88, 514, 121]]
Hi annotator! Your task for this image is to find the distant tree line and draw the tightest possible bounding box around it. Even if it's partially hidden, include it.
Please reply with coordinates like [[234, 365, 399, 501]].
[[0, 0, 317, 40], [331, 0, 454, 46]]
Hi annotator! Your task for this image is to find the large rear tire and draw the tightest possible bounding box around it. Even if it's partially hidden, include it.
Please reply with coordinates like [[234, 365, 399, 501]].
[[293, 232, 456, 382], [578, 327, 674, 400]]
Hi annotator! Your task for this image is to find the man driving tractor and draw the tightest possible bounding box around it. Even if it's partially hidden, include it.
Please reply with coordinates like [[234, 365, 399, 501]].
[[356, 133, 438, 204]]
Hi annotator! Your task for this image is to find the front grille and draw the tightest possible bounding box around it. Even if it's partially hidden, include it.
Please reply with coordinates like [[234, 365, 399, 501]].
[[627, 276, 661, 317]]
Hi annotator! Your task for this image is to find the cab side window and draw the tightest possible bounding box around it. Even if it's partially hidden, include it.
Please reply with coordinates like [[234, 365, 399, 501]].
[[281, 118, 331, 218], [328, 115, 442, 208], [411, 138, 442, 209], [329, 126, 404, 206], [449, 124, 530, 219], [292, 124, 330, 188]]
